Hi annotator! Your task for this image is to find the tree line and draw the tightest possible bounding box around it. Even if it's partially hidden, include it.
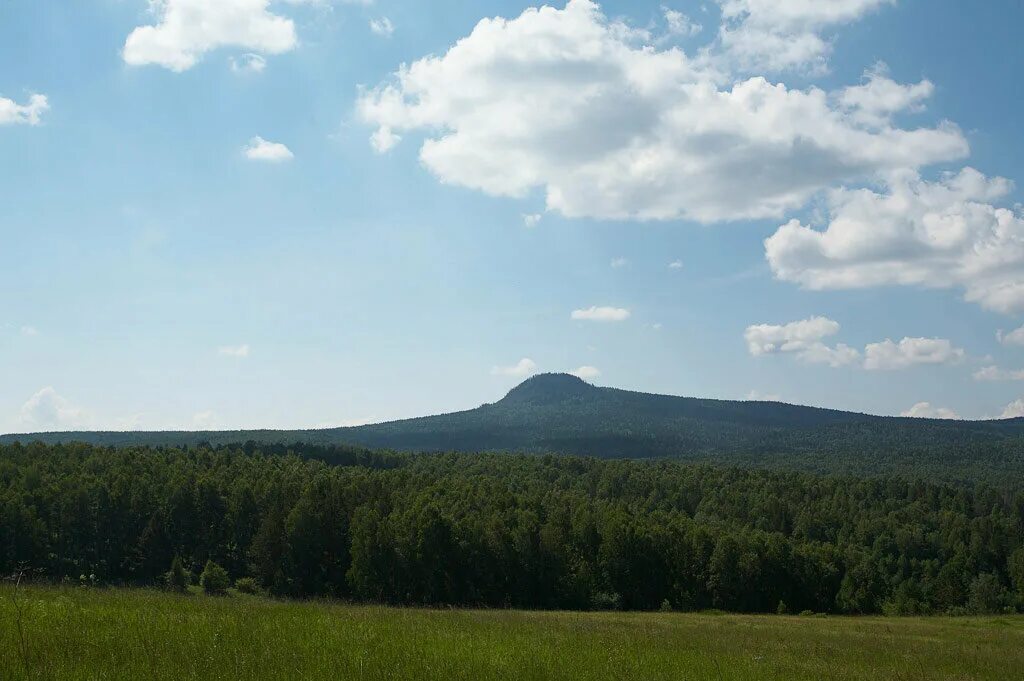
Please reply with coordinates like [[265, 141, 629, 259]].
[[2, 441, 1023, 614]]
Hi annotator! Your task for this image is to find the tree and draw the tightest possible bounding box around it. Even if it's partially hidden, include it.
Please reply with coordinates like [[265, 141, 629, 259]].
[[165, 556, 188, 592], [199, 560, 230, 596]]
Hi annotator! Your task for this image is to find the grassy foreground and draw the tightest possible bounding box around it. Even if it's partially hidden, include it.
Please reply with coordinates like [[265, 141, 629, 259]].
[[1, 586, 1022, 680]]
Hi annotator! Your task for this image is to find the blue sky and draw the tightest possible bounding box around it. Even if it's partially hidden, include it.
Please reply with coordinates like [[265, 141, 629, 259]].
[[3, 0, 1024, 432]]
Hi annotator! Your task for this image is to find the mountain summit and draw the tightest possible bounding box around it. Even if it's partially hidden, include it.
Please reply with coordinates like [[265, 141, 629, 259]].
[[499, 373, 595, 406], [4, 376, 1024, 480]]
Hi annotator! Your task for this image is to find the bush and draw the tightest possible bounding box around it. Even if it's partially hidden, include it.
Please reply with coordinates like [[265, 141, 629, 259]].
[[968, 573, 1008, 614], [659, 599, 673, 613], [590, 592, 622, 611], [199, 561, 230, 596], [165, 557, 188, 593], [235, 577, 259, 595], [799, 609, 814, 617]]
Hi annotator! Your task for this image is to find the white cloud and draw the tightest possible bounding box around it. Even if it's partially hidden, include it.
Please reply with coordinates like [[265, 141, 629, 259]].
[[491, 357, 538, 377], [218, 344, 251, 358], [901, 402, 959, 419], [663, 7, 701, 37], [744, 316, 859, 367], [747, 319, 964, 371], [837, 64, 934, 128], [715, 0, 893, 74], [522, 213, 542, 228], [0, 94, 48, 126], [571, 306, 631, 322], [746, 389, 781, 401], [863, 337, 965, 371], [610, 257, 630, 268], [370, 126, 401, 153], [668, 260, 683, 269], [123, 0, 297, 72], [230, 53, 267, 73], [19, 387, 87, 431], [572, 365, 601, 379], [1000, 399, 1024, 419], [357, 0, 965, 224], [192, 410, 220, 429], [973, 366, 1024, 382], [998, 326, 1024, 347], [370, 17, 394, 37], [20, 326, 39, 337], [766, 167, 1024, 314], [244, 136, 294, 161]]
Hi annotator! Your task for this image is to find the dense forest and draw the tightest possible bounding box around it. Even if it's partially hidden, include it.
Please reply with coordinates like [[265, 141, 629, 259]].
[[3, 441, 1023, 615], [6, 375, 1024, 483]]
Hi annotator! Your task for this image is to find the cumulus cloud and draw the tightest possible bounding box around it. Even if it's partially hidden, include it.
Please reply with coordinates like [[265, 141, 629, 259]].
[[572, 365, 601, 379], [668, 260, 683, 269], [863, 337, 965, 370], [662, 7, 701, 37], [744, 316, 859, 367], [901, 402, 959, 419], [571, 306, 631, 322], [491, 357, 538, 377], [998, 326, 1024, 346], [973, 366, 1024, 382], [746, 318, 963, 371], [1000, 399, 1024, 419], [370, 17, 394, 37], [715, 0, 893, 74], [522, 213, 542, 228], [370, 126, 401, 153], [0, 94, 49, 126], [218, 344, 251, 358], [766, 167, 1024, 313], [610, 257, 630, 268], [244, 136, 294, 161], [837, 64, 934, 128], [230, 53, 267, 73], [357, 0, 965, 223], [123, 0, 297, 72], [19, 387, 87, 431], [746, 389, 781, 401]]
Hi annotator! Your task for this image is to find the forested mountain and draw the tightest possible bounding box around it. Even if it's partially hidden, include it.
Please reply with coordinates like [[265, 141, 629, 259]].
[[2, 441, 1022, 614], [6, 373, 1024, 481]]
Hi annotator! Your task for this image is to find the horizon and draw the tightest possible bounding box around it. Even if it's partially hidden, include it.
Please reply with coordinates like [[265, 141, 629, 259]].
[[4, 1, 1024, 431], [2, 371, 1013, 437]]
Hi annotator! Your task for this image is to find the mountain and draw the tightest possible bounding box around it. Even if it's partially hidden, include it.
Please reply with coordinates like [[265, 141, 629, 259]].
[[5, 373, 1024, 480]]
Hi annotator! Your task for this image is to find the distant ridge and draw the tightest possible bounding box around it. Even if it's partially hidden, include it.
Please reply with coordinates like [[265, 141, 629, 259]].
[[4, 373, 1024, 479]]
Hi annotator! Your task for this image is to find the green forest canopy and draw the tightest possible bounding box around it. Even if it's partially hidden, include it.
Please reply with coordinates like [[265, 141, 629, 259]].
[[3, 440, 1023, 615]]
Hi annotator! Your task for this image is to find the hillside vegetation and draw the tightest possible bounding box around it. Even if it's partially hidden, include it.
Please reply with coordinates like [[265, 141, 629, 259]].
[[3, 442, 1023, 615], [5, 374, 1024, 481]]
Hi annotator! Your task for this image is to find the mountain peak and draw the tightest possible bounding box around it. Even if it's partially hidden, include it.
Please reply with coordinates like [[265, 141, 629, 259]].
[[500, 373, 595, 406]]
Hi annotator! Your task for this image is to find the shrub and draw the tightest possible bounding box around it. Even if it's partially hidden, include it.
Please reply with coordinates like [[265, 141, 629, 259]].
[[968, 573, 1008, 614], [235, 577, 259, 595], [199, 561, 230, 596], [799, 609, 814, 617], [165, 557, 188, 593], [776, 600, 788, 615], [659, 599, 673, 613], [590, 592, 622, 611]]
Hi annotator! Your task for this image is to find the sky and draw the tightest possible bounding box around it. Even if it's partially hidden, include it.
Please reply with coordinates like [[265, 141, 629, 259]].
[[3, 0, 1024, 432]]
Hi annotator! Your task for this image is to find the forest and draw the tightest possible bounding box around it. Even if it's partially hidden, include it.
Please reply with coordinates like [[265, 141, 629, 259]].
[[2, 440, 1023, 616]]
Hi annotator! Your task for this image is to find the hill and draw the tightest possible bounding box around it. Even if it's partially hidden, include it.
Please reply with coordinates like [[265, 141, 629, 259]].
[[5, 373, 1024, 479]]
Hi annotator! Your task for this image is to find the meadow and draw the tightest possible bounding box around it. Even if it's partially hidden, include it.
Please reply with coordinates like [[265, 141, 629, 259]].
[[1, 585, 1022, 681]]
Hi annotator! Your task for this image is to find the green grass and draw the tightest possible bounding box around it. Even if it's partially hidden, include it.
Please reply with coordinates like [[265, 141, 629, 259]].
[[1, 585, 1022, 680]]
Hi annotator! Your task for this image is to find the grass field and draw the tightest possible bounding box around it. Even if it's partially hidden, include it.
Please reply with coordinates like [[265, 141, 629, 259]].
[[1, 585, 1022, 680]]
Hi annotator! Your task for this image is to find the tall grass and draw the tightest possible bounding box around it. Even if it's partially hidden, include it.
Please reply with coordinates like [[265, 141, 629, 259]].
[[1, 585, 1021, 680]]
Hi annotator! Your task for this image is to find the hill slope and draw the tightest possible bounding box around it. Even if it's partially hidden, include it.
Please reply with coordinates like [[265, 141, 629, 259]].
[[5, 373, 1024, 478]]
